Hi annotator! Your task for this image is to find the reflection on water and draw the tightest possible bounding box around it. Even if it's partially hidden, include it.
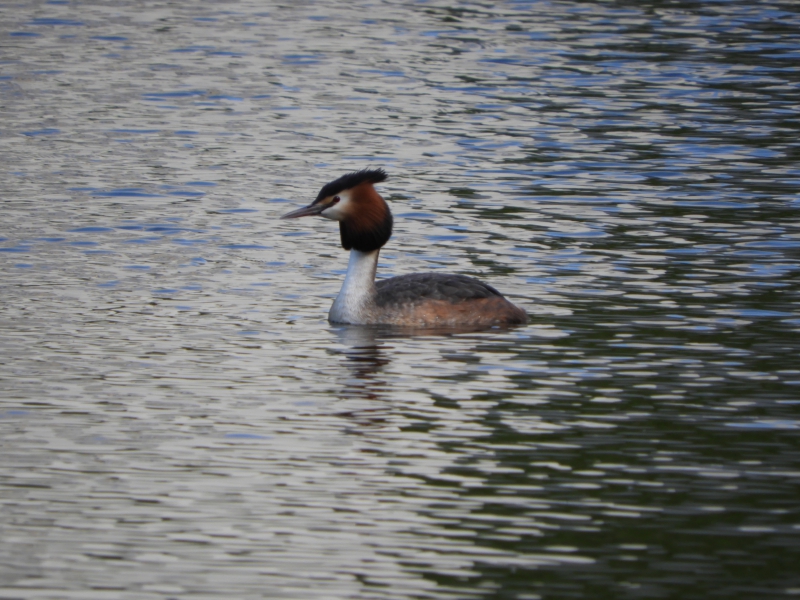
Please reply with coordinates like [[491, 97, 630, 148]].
[[1, 0, 799, 598], [333, 326, 390, 402]]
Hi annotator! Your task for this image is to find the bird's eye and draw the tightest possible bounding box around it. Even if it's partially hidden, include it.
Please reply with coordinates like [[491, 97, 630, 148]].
[[331, 196, 340, 204]]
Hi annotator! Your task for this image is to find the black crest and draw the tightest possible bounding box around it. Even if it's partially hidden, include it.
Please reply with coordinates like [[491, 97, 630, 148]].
[[315, 168, 388, 203]]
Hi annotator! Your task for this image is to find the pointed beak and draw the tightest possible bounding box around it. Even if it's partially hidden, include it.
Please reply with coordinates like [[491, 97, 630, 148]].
[[280, 202, 325, 219]]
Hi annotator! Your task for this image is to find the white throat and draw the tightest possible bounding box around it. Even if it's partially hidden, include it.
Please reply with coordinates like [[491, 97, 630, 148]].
[[329, 249, 379, 324]]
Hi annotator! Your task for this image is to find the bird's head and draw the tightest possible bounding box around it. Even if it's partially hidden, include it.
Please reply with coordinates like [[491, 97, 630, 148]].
[[281, 168, 393, 253]]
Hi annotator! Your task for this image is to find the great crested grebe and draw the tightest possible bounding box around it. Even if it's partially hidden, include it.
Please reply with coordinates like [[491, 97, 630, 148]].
[[281, 168, 527, 327]]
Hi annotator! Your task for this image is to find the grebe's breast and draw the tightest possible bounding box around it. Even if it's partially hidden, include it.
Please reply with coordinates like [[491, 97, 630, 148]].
[[373, 273, 527, 327]]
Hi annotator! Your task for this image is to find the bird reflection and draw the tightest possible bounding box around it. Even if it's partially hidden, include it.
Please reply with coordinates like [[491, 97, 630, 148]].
[[331, 324, 502, 405], [331, 325, 390, 403]]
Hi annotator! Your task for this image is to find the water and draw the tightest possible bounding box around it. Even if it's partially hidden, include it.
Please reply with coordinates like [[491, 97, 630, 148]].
[[1, 1, 799, 598]]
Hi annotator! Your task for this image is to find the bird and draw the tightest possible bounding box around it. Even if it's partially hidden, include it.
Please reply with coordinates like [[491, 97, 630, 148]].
[[280, 168, 527, 328]]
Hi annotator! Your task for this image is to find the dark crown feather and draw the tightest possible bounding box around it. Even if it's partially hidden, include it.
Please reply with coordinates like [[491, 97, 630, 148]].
[[314, 168, 388, 203]]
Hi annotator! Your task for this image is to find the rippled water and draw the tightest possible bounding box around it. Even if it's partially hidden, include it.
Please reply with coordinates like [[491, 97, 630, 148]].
[[2, 1, 799, 598]]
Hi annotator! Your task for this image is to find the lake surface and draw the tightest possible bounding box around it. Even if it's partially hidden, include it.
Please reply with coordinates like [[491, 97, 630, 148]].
[[1, 1, 799, 598]]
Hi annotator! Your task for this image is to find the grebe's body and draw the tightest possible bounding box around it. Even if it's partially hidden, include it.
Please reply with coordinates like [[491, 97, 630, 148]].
[[328, 250, 524, 327], [281, 169, 527, 328]]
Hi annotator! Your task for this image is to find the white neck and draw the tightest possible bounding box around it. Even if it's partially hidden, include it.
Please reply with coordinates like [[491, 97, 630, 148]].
[[329, 249, 379, 324]]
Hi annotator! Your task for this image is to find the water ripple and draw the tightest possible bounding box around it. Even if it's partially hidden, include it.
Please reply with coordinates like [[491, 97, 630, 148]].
[[1, 1, 799, 598]]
